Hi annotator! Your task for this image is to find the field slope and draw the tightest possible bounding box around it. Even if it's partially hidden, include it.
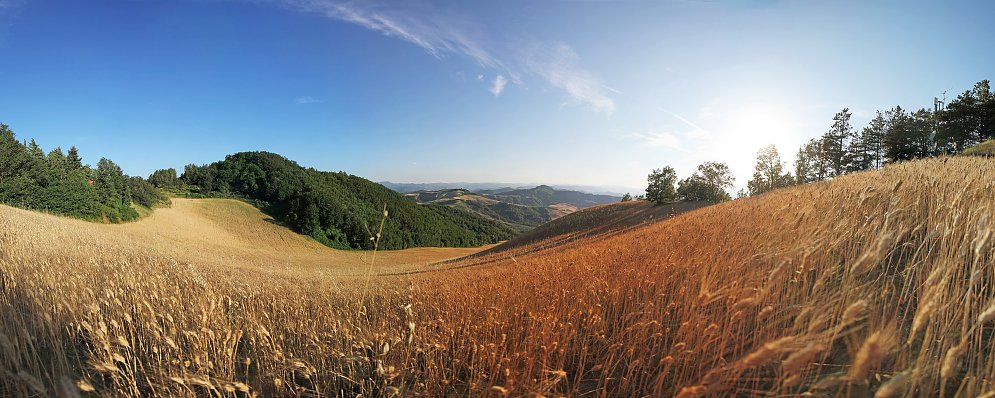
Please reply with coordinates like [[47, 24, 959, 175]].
[[476, 199, 708, 257], [0, 198, 487, 277], [2, 157, 995, 397]]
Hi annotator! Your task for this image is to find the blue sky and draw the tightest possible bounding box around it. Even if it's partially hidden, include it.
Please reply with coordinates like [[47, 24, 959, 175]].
[[1, 0, 993, 194]]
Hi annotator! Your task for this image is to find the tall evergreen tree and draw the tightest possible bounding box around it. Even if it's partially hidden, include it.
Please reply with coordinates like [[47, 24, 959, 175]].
[[909, 108, 936, 158], [861, 111, 887, 169], [47, 147, 68, 176], [149, 168, 180, 188], [96, 158, 128, 207], [884, 106, 920, 162], [25, 139, 52, 187], [822, 108, 852, 177], [0, 124, 30, 181], [938, 80, 994, 152], [66, 146, 84, 170]]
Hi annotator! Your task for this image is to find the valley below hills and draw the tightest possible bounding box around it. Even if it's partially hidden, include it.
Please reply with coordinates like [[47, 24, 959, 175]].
[[400, 185, 620, 231]]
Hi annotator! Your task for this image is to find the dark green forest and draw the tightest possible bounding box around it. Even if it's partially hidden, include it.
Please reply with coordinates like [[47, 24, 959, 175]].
[[173, 152, 515, 250], [0, 124, 168, 222], [480, 185, 618, 208], [792, 79, 995, 183]]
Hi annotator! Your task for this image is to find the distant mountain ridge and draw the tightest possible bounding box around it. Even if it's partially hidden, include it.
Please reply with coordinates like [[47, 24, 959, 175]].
[[403, 185, 620, 231], [478, 185, 619, 208], [381, 181, 634, 197]]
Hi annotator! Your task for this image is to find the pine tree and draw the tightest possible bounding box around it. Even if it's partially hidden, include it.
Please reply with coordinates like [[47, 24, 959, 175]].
[[864, 111, 887, 168], [909, 109, 935, 158], [884, 106, 914, 162], [0, 124, 30, 181], [66, 146, 84, 170], [47, 147, 68, 176], [822, 108, 852, 176]]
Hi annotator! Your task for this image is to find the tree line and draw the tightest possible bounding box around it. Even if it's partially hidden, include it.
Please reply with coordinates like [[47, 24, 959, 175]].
[[779, 79, 992, 193], [0, 125, 513, 249], [0, 124, 169, 222], [160, 151, 515, 250], [634, 161, 736, 204], [637, 79, 995, 203]]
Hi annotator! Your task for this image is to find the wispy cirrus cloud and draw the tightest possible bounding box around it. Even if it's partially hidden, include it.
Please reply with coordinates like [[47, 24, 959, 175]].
[[521, 41, 615, 114], [629, 131, 683, 150], [274, 0, 615, 113], [627, 110, 708, 149], [280, 0, 502, 69], [489, 74, 507, 96]]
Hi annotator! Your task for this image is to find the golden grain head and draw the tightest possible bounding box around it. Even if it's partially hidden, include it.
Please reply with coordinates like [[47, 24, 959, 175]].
[[1, 157, 994, 396]]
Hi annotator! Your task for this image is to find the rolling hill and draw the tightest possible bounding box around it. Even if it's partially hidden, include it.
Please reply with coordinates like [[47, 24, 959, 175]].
[[2, 157, 995, 396], [962, 139, 995, 156], [181, 151, 515, 250], [477, 184, 619, 207], [0, 198, 485, 277], [404, 185, 619, 230], [475, 199, 709, 257]]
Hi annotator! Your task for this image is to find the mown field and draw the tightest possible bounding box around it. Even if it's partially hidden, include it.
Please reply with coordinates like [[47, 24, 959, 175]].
[[2, 157, 995, 397]]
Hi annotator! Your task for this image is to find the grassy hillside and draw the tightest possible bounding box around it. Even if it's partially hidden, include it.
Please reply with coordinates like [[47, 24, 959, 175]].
[[962, 139, 995, 156], [480, 184, 619, 207], [2, 157, 995, 396], [474, 199, 708, 257], [406, 188, 558, 231], [183, 152, 515, 250], [405, 185, 614, 231]]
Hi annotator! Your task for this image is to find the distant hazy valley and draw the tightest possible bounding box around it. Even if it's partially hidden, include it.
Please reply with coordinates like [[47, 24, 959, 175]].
[[395, 184, 620, 231]]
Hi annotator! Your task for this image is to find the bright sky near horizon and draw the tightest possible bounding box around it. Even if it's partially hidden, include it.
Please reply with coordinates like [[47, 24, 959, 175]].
[[1, 0, 993, 194]]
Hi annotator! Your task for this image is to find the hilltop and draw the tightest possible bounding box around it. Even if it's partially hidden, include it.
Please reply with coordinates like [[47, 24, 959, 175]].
[[3, 157, 995, 396], [404, 185, 619, 230], [0, 198, 484, 276], [178, 151, 515, 250], [477, 199, 708, 256], [963, 139, 995, 157], [1, 123, 515, 251], [382, 181, 633, 197]]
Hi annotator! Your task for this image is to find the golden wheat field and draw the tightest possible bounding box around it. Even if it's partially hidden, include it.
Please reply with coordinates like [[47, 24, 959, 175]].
[[2, 156, 995, 397]]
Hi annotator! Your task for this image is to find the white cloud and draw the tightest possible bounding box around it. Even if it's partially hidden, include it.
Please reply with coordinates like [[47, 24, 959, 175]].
[[490, 74, 507, 96], [630, 131, 683, 150], [521, 41, 615, 114], [294, 96, 322, 104], [476, 74, 484, 81], [281, 0, 502, 69], [276, 1, 614, 113]]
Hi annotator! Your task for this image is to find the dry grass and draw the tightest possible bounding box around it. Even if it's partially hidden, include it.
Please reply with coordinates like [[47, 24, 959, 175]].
[[477, 199, 707, 258], [962, 139, 995, 157], [2, 157, 995, 396], [545, 203, 580, 220]]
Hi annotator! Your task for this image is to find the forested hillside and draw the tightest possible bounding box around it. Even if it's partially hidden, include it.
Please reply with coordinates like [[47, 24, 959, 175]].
[[405, 186, 617, 231], [406, 189, 554, 231], [482, 185, 618, 207], [175, 152, 515, 250], [0, 124, 168, 222]]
